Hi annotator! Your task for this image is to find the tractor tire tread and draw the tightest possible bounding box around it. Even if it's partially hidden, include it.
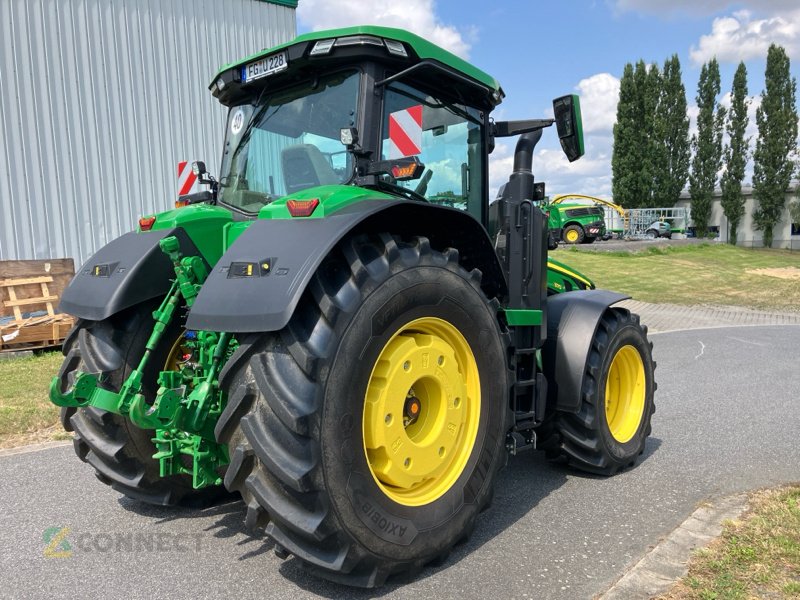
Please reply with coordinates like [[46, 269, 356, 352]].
[[220, 233, 504, 587]]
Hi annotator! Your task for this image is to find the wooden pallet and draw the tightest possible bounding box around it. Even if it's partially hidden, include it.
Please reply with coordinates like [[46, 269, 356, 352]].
[[0, 259, 75, 352]]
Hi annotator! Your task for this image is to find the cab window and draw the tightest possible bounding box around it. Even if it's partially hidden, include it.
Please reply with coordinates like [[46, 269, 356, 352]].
[[380, 82, 484, 220]]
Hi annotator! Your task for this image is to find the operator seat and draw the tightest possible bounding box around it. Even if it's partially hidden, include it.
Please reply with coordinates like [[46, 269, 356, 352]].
[[281, 144, 339, 194]]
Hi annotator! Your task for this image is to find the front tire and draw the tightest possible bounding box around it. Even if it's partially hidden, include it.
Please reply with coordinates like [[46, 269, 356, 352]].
[[563, 224, 584, 244], [217, 233, 510, 587], [549, 308, 655, 475]]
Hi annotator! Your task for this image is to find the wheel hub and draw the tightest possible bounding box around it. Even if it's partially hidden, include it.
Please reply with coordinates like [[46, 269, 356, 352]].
[[363, 317, 480, 506]]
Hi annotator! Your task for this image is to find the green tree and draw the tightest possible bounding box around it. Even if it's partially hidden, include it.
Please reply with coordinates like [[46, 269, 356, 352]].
[[720, 62, 750, 245], [689, 58, 726, 237], [652, 54, 690, 207], [641, 62, 662, 208], [753, 44, 798, 248], [613, 61, 659, 208]]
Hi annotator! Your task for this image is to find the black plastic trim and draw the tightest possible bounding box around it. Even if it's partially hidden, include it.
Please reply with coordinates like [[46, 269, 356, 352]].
[[59, 228, 205, 321], [541, 289, 630, 413]]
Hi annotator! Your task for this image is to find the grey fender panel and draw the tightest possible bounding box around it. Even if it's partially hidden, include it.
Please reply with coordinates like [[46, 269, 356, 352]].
[[60, 228, 203, 321], [185, 199, 505, 333], [542, 289, 630, 413], [186, 201, 394, 333]]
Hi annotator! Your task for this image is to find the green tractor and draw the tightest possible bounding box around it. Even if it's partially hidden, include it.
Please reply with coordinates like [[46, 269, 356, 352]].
[[50, 26, 655, 587]]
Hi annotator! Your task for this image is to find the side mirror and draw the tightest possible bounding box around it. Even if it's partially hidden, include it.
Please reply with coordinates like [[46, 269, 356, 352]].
[[552, 95, 585, 163]]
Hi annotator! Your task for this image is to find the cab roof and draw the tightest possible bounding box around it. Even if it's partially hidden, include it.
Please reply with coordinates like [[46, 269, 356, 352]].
[[211, 25, 504, 107]]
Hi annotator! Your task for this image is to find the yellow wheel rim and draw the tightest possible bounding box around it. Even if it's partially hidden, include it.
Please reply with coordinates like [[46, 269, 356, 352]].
[[604, 345, 646, 443], [565, 229, 579, 243], [363, 317, 480, 507], [164, 333, 191, 372]]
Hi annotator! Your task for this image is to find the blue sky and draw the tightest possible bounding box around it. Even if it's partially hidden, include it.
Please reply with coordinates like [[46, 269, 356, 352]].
[[296, 0, 800, 200]]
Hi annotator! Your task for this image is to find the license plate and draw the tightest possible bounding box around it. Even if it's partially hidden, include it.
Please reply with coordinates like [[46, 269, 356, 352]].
[[242, 51, 288, 82]]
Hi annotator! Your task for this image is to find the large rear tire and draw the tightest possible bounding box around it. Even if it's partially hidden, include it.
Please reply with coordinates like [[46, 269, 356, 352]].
[[548, 308, 655, 475], [56, 302, 224, 506], [217, 233, 510, 587]]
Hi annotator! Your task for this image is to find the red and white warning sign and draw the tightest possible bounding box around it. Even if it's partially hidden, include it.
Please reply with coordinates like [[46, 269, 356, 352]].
[[177, 161, 199, 197], [387, 105, 423, 159]]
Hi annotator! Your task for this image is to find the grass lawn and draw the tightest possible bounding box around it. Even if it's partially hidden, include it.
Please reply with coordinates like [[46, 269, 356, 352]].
[[659, 485, 800, 600], [0, 351, 67, 449], [556, 243, 800, 312]]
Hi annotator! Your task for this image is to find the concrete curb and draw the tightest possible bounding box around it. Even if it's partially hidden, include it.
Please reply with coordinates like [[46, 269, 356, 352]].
[[598, 493, 748, 599]]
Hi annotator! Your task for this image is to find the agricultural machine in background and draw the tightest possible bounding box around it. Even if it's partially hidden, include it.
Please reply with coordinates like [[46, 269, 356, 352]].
[[50, 26, 655, 587]]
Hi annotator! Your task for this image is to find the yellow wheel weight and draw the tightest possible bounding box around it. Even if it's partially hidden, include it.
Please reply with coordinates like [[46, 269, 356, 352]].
[[362, 317, 480, 506]]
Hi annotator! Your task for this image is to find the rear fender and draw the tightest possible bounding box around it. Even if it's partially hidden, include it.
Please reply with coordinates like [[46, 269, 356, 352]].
[[60, 228, 206, 321], [186, 200, 506, 333], [541, 289, 630, 413]]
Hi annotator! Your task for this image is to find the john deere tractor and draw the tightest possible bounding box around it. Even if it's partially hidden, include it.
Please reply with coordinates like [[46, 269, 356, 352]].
[[50, 26, 655, 587]]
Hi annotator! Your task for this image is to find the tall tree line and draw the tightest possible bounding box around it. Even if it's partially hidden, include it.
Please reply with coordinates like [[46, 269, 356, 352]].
[[688, 58, 726, 237], [752, 44, 798, 248], [612, 45, 798, 248], [612, 56, 690, 209], [720, 62, 750, 245]]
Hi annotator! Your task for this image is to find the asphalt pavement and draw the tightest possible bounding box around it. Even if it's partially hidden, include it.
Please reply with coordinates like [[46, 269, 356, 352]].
[[1, 324, 799, 600]]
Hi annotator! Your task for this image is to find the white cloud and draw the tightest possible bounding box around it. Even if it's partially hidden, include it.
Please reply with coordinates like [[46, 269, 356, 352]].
[[489, 140, 613, 201], [690, 9, 800, 64], [297, 0, 472, 58], [534, 146, 614, 199], [575, 73, 620, 134], [426, 158, 464, 196], [489, 72, 620, 200]]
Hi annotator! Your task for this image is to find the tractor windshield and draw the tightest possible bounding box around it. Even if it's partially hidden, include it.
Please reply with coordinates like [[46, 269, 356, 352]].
[[219, 70, 360, 213]]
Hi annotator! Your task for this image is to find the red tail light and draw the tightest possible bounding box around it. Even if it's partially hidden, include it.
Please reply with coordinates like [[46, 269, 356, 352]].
[[138, 216, 156, 231], [286, 198, 319, 217]]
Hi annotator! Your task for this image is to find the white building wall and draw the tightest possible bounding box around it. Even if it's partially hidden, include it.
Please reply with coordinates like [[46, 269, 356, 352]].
[[676, 184, 800, 249], [0, 0, 296, 267]]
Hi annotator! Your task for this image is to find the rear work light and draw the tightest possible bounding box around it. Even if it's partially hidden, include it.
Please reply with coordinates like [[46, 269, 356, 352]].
[[335, 35, 384, 48], [138, 216, 156, 231], [384, 39, 408, 57], [310, 39, 335, 56], [286, 198, 319, 217]]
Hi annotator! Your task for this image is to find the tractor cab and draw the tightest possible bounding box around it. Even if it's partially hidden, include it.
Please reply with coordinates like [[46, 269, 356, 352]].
[[210, 27, 501, 224]]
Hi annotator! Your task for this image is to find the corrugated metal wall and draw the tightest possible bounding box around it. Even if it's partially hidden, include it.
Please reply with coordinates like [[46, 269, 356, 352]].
[[0, 0, 295, 267]]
